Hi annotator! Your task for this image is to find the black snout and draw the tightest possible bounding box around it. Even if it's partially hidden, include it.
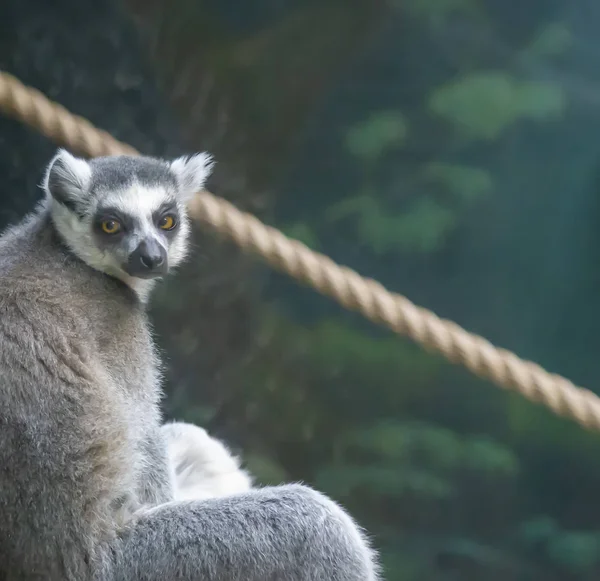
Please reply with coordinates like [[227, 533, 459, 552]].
[[126, 239, 168, 278]]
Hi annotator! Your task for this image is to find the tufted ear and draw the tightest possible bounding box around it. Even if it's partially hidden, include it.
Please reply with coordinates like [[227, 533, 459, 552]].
[[43, 149, 92, 211], [169, 152, 214, 203]]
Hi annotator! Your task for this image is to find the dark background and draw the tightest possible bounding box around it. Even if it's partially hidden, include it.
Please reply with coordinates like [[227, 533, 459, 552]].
[[2, 0, 600, 578]]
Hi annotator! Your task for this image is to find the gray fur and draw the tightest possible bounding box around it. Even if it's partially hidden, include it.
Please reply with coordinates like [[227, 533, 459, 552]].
[[88, 155, 179, 193], [0, 151, 380, 580]]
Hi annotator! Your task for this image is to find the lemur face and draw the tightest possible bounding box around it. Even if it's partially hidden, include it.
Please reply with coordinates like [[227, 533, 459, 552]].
[[43, 149, 213, 287], [88, 171, 184, 281]]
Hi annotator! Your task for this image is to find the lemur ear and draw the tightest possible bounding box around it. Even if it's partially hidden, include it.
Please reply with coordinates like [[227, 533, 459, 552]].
[[169, 152, 214, 203], [43, 149, 92, 210]]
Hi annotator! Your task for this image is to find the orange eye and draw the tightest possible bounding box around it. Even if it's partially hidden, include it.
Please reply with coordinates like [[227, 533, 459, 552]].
[[101, 220, 121, 234], [158, 215, 176, 230]]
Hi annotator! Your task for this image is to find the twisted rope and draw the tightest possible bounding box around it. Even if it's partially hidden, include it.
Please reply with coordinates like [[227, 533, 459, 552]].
[[1, 69, 600, 431]]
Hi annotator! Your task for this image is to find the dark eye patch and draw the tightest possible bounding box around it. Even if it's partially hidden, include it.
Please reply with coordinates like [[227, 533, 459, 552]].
[[153, 202, 180, 234], [92, 206, 136, 236], [152, 202, 178, 221]]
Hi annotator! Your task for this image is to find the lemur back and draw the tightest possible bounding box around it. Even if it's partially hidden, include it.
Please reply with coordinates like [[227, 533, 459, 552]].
[[0, 208, 164, 578]]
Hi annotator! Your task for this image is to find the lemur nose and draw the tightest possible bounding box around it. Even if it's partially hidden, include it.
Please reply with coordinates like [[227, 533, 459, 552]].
[[138, 239, 164, 269], [140, 250, 164, 269], [126, 239, 168, 278]]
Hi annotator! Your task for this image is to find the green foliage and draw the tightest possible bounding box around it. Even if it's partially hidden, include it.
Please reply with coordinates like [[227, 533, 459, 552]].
[[517, 516, 559, 545], [345, 111, 409, 162], [546, 531, 600, 572], [524, 22, 572, 59], [325, 193, 456, 254], [177, 404, 218, 426], [282, 221, 321, 249], [147, 1, 583, 580], [390, 0, 476, 26], [518, 517, 600, 573], [429, 72, 565, 140], [244, 313, 444, 421], [243, 453, 288, 485], [422, 163, 492, 201], [378, 549, 426, 581], [298, 317, 440, 374], [462, 435, 518, 476], [314, 420, 518, 505], [316, 463, 453, 499], [340, 421, 518, 475]]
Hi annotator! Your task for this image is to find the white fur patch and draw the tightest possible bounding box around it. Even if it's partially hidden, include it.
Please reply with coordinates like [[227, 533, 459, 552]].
[[163, 422, 253, 501], [169, 153, 214, 202], [109, 184, 171, 219], [49, 199, 115, 271], [42, 148, 91, 201]]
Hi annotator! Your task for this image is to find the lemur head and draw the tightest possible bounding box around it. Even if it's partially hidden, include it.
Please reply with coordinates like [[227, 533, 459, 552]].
[[42, 149, 213, 298]]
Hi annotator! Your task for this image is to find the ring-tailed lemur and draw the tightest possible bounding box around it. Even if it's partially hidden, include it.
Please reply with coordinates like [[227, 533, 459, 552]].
[[0, 149, 380, 581]]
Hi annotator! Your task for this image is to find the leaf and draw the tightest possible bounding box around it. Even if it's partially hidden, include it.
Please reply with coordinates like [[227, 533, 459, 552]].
[[525, 22, 571, 58], [345, 110, 409, 161], [325, 193, 373, 223], [415, 423, 463, 469], [243, 453, 289, 485], [437, 537, 518, 569], [343, 421, 463, 470], [516, 81, 565, 120], [423, 162, 493, 201], [378, 549, 426, 581], [428, 72, 518, 140], [315, 463, 454, 499], [283, 221, 320, 249], [517, 516, 559, 546], [179, 405, 218, 426], [392, 0, 476, 25], [546, 531, 600, 572], [342, 421, 414, 461], [462, 436, 519, 476], [326, 193, 456, 254], [381, 197, 456, 253], [429, 72, 565, 139]]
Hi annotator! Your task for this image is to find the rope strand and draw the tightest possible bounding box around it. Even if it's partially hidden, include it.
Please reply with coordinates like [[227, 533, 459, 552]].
[[2, 69, 599, 432]]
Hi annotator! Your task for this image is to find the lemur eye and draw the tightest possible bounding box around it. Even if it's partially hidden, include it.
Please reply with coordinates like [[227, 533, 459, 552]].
[[100, 220, 121, 234], [158, 215, 176, 230]]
